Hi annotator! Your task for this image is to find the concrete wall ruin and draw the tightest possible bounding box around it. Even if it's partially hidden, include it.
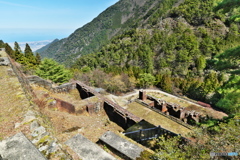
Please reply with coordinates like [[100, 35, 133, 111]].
[[27, 76, 52, 89], [140, 92, 201, 124], [103, 99, 142, 130], [54, 98, 75, 114], [76, 82, 95, 99]]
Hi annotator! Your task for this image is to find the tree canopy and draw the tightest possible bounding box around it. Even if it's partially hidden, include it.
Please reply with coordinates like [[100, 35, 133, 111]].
[[35, 58, 72, 84]]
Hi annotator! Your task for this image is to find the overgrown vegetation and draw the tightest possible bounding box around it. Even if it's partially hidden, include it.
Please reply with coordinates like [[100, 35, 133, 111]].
[[152, 117, 240, 159], [5, 41, 41, 72], [4, 41, 72, 84]]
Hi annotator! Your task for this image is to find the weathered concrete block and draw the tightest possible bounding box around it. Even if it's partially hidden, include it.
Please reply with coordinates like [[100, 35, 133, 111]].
[[100, 131, 144, 160], [27, 75, 52, 89], [65, 134, 116, 160], [0, 57, 10, 66], [0, 132, 46, 160]]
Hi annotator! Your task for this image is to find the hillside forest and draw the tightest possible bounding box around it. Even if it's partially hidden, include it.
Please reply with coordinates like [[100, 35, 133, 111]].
[[71, 0, 240, 116], [1, 0, 240, 159]]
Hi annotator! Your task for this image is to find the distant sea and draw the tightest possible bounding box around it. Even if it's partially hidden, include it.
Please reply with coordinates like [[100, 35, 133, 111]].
[[8, 40, 54, 52], [0, 28, 73, 43]]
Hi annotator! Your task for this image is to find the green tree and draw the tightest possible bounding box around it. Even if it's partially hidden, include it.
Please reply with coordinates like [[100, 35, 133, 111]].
[[138, 73, 155, 88], [196, 55, 206, 72], [35, 58, 72, 84], [14, 42, 24, 62], [35, 52, 41, 65], [216, 75, 240, 113], [14, 41, 21, 53], [159, 74, 173, 93], [200, 71, 220, 97], [24, 43, 36, 66], [5, 43, 15, 59], [0, 40, 5, 48]]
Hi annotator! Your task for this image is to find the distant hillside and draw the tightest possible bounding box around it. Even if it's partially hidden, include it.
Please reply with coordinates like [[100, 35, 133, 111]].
[[37, 0, 171, 65], [35, 39, 59, 54]]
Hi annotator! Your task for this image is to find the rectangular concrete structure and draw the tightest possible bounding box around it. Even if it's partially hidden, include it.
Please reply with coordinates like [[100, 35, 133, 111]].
[[100, 131, 144, 160], [0, 132, 46, 160], [65, 134, 116, 160]]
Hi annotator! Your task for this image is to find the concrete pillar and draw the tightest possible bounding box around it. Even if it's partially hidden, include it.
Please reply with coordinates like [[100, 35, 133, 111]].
[[139, 90, 147, 101], [191, 113, 199, 123], [162, 102, 168, 113]]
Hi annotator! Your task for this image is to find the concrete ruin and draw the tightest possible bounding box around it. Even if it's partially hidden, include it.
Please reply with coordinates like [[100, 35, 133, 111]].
[[53, 98, 76, 114], [29, 79, 143, 129], [139, 91, 202, 123], [27, 75, 52, 89]]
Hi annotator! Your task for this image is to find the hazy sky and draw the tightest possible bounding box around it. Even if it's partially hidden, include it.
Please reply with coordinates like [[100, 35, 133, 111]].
[[0, 0, 119, 42]]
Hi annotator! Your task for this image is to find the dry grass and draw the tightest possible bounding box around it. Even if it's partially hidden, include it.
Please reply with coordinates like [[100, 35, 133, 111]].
[[0, 55, 31, 139]]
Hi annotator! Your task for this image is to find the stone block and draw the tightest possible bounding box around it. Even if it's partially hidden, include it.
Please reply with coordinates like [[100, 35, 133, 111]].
[[0, 57, 10, 66], [100, 131, 144, 160], [65, 134, 116, 160], [0, 132, 46, 160]]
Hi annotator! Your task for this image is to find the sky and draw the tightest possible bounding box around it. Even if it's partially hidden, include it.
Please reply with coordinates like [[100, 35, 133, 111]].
[[0, 0, 119, 43]]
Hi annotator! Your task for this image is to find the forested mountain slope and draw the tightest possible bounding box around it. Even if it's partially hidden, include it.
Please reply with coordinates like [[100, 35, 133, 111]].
[[72, 0, 240, 114], [36, 39, 59, 54], [38, 0, 168, 64]]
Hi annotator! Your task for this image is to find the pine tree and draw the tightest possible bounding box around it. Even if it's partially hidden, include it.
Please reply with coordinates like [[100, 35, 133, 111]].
[[35, 53, 41, 65], [14, 42, 24, 62], [139, 73, 155, 88], [14, 41, 21, 53], [5, 43, 15, 59], [24, 43, 36, 66], [160, 74, 173, 93], [35, 58, 72, 84], [24, 43, 33, 59], [196, 55, 206, 72], [0, 40, 5, 48]]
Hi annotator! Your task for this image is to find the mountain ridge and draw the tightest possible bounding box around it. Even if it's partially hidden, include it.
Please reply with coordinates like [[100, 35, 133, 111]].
[[37, 0, 172, 65]]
